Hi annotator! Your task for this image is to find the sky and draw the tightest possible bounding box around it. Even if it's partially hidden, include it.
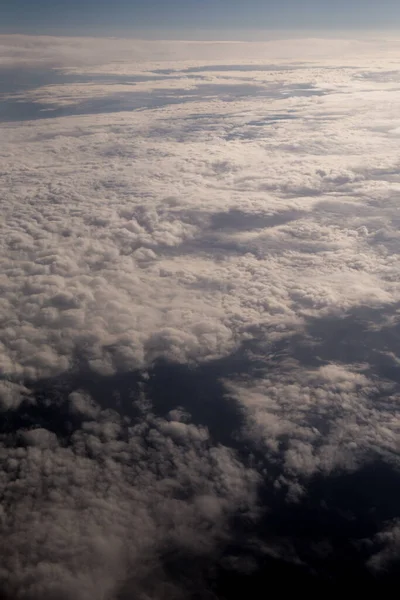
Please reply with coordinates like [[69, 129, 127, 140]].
[[1, 0, 400, 35]]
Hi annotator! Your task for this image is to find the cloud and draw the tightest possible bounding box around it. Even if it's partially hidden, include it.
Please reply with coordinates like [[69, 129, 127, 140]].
[[228, 352, 398, 478], [1, 34, 400, 596], [369, 520, 400, 573], [0, 377, 259, 599]]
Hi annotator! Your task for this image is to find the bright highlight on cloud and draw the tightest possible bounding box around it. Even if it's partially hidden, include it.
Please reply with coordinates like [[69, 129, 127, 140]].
[[0, 33, 400, 598]]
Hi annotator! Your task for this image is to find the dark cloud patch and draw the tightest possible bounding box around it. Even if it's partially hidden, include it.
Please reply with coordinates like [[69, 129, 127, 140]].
[[210, 209, 305, 232], [237, 302, 400, 375], [252, 461, 400, 590], [246, 113, 299, 125], [299, 303, 400, 382], [1, 351, 254, 450], [149, 208, 309, 260], [1, 341, 400, 596], [0, 81, 326, 122], [0, 64, 192, 97], [0, 91, 194, 122], [0, 64, 194, 122], [155, 64, 359, 76], [356, 70, 400, 83], [153, 64, 304, 75]]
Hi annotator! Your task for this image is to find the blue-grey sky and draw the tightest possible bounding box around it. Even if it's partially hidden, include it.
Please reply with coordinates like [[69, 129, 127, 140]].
[[1, 0, 400, 36]]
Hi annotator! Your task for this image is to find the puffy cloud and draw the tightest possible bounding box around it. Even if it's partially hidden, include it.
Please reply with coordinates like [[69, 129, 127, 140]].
[[228, 357, 398, 478], [0, 385, 259, 599], [369, 520, 400, 573], [1, 33, 400, 596], [0, 380, 31, 412]]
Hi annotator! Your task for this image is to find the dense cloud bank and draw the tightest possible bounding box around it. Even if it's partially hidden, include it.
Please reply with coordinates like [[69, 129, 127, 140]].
[[0, 34, 400, 598]]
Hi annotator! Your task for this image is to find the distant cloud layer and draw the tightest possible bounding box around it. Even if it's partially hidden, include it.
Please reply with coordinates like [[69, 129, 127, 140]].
[[0, 34, 400, 598]]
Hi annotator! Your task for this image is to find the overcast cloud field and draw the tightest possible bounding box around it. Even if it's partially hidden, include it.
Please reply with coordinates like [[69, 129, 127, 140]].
[[1, 34, 400, 598]]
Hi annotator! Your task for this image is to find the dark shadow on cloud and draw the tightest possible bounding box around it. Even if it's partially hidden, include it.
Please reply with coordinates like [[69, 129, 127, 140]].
[[210, 208, 306, 231], [245, 302, 400, 447], [154, 208, 307, 261], [1, 346, 259, 449], [356, 70, 400, 83], [155, 65, 358, 76], [116, 470, 400, 598], [0, 64, 188, 97], [246, 113, 299, 126], [298, 302, 400, 383], [0, 64, 194, 122], [152, 109, 319, 144], [224, 113, 301, 141], [2, 310, 400, 594], [7, 301, 400, 449], [249, 461, 400, 592], [0, 79, 327, 123], [0, 93, 192, 122], [154, 64, 302, 75]]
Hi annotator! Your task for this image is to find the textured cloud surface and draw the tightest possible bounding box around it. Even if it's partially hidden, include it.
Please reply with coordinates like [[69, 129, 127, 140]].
[[0, 34, 400, 597]]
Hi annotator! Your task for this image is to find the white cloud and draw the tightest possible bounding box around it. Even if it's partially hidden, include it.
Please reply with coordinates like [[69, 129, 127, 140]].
[[1, 34, 400, 595]]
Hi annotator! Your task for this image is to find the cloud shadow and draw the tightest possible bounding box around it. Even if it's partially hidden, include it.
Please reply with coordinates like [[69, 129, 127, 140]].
[[2, 305, 400, 592]]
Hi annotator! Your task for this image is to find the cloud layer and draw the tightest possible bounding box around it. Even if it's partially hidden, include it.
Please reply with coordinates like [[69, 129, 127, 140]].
[[0, 34, 400, 597]]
